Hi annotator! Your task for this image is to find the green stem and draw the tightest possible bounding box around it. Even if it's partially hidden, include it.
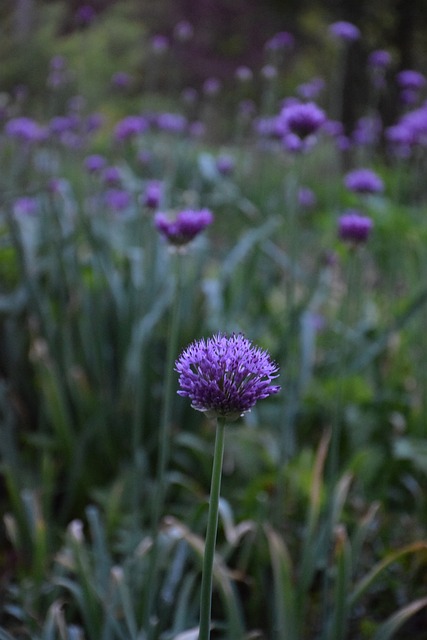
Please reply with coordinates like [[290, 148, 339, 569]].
[[199, 417, 227, 640]]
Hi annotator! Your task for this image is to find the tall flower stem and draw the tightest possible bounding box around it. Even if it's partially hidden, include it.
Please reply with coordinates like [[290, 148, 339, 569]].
[[199, 417, 227, 640], [144, 251, 183, 636]]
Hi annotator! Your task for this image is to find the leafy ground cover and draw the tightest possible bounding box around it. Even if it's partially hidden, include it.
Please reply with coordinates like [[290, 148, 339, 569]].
[[1, 5, 427, 639]]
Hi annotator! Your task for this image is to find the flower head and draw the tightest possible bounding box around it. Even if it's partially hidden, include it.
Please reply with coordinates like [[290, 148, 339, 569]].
[[338, 211, 373, 244], [328, 21, 360, 42], [344, 168, 384, 194], [280, 101, 326, 139], [175, 333, 280, 420], [396, 70, 426, 91], [368, 49, 392, 70], [154, 208, 213, 247]]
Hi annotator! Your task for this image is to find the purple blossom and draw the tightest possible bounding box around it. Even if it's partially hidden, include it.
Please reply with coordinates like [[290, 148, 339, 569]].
[[5, 117, 44, 143], [111, 71, 132, 89], [102, 166, 122, 186], [216, 154, 235, 176], [235, 66, 253, 82], [368, 50, 392, 69], [265, 31, 295, 51], [396, 70, 426, 91], [344, 168, 384, 194], [175, 333, 280, 421], [154, 208, 213, 247], [338, 211, 373, 244], [173, 20, 193, 42], [203, 78, 222, 96], [151, 35, 169, 53], [328, 21, 361, 42], [114, 115, 148, 141], [297, 77, 325, 100], [142, 180, 163, 209], [13, 196, 39, 217], [280, 101, 326, 139], [104, 189, 132, 212], [352, 115, 382, 147], [75, 5, 96, 25], [298, 186, 317, 209], [84, 154, 106, 173], [156, 112, 187, 133]]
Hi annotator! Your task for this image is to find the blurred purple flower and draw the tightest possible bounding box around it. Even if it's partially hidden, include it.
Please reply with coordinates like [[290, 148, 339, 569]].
[[76, 5, 96, 25], [156, 112, 187, 133], [328, 21, 361, 42], [265, 31, 295, 51], [298, 186, 317, 209], [368, 49, 392, 69], [352, 115, 382, 147], [111, 71, 132, 90], [203, 78, 221, 96], [5, 117, 44, 143], [104, 188, 132, 212], [84, 154, 106, 173], [151, 35, 169, 53], [102, 166, 122, 186], [216, 154, 235, 176], [338, 211, 373, 244], [235, 66, 253, 82], [280, 101, 326, 139], [13, 196, 39, 217], [114, 115, 148, 141], [175, 333, 280, 420], [297, 77, 325, 100], [396, 70, 426, 91], [189, 121, 205, 138], [344, 168, 384, 194], [142, 180, 163, 209], [173, 20, 193, 42], [154, 208, 213, 247]]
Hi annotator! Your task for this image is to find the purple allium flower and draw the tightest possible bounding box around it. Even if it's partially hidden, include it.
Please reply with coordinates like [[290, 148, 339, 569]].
[[297, 77, 325, 100], [102, 166, 122, 186], [203, 78, 221, 96], [396, 70, 426, 91], [235, 66, 253, 82], [75, 4, 96, 25], [344, 168, 384, 194], [280, 101, 326, 139], [261, 64, 278, 80], [142, 180, 163, 209], [5, 117, 43, 143], [216, 154, 235, 176], [84, 154, 106, 173], [156, 112, 187, 133], [154, 208, 213, 247], [368, 49, 392, 70], [173, 20, 193, 42], [328, 21, 360, 42], [13, 196, 39, 217], [114, 115, 148, 141], [338, 211, 373, 244], [175, 333, 280, 420], [298, 186, 317, 209], [104, 188, 132, 212], [352, 115, 382, 147], [265, 31, 295, 51], [151, 34, 169, 53], [111, 71, 132, 89], [49, 115, 78, 136]]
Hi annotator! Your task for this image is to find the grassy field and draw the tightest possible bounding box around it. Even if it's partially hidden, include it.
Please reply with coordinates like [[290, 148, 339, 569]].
[[1, 6, 427, 639]]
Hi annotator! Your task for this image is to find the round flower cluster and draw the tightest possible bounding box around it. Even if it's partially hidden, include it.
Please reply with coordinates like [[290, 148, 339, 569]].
[[175, 333, 280, 421], [344, 168, 384, 194], [338, 211, 373, 244], [154, 208, 213, 247]]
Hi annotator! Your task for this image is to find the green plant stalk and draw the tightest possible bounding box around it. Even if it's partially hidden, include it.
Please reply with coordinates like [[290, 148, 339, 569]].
[[144, 252, 183, 636], [199, 417, 227, 640]]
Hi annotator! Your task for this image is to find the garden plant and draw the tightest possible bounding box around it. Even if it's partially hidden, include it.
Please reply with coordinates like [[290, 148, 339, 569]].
[[1, 3, 427, 640]]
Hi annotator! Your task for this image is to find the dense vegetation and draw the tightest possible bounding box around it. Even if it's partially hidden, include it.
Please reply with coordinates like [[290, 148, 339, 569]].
[[1, 2, 427, 639]]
